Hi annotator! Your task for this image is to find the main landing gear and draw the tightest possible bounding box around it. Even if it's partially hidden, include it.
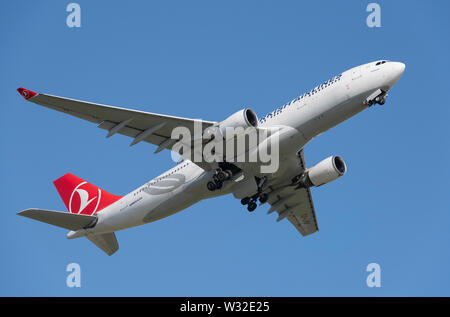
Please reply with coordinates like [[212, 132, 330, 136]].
[[240, 177, 268, 212], [206, 168, 233, 191]]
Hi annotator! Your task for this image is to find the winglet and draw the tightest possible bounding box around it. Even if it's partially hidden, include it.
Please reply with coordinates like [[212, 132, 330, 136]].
[[17, 87, 38, 100]]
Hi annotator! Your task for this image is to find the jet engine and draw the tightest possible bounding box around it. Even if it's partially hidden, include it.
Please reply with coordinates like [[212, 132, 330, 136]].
[[293, 155, 347, 187], [217, 108, 259, 138]]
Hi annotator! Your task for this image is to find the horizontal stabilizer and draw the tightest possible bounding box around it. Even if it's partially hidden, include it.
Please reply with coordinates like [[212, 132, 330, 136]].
[[17, 208, 96, 231], [86, 232, 119, 256]]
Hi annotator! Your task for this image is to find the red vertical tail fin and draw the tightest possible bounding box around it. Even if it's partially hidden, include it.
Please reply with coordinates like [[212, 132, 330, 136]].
[[53, 173, 122, 215]]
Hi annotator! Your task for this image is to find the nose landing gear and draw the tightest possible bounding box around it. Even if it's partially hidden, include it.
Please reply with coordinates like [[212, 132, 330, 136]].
[[374, 94, 386, 105], [365, 90, 388, 107]]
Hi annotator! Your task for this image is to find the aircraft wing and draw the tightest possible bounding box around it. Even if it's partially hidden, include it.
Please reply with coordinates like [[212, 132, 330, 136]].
[[266, 185, 319, 236], [266, 150, 319, 236], [17, 87, 216, 169]]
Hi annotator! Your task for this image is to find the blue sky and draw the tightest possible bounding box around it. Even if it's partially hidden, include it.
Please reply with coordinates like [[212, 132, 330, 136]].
[[1, 0, 449, 296]]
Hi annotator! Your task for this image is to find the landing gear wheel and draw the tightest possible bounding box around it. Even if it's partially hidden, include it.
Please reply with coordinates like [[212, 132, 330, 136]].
[[217, 170, 226, 182], [241, 197, 250, 205], [224, 169, 233, 179], [247, 202, 257, 212], [207, 181, 216, 191], [374, 92, 387, 106], [259, 193, 268, 204], [215, 181, 223, 190]]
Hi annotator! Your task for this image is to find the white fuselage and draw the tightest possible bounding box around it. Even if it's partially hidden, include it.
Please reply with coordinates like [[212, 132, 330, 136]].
[[70, 60, 405, 238]]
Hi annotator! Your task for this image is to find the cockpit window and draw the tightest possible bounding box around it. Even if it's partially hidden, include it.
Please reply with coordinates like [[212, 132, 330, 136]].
[[376, 60, 389, 66]]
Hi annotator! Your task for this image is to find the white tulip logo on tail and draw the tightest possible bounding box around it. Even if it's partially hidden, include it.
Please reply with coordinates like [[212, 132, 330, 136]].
[[69, 182, 101, 215], [53, 173, 122, 216]]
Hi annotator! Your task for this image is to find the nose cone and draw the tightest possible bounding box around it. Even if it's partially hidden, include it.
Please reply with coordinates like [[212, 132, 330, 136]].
[[394, 62, 406, 77], [386, 62, 405, 88]]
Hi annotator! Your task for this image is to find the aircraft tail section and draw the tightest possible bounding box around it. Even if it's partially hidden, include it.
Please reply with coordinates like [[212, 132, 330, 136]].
[[53, 173, 122, 215], [86, 232, 119, 256], [17, 208, 97, 231], [18, 208, 119, 256]]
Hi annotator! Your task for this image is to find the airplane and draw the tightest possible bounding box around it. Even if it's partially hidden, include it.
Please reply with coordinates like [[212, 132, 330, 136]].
[[17, 60, 405, 255]]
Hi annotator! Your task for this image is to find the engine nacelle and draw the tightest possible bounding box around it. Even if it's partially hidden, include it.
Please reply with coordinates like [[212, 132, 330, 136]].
[[295, 155, 347, 187], [218, 108, 258, 138]]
